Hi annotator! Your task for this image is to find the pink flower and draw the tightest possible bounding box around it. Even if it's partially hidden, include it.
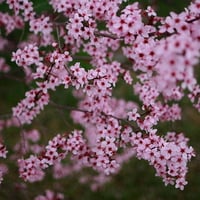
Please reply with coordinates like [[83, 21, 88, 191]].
[[127, 108, 140, 121]]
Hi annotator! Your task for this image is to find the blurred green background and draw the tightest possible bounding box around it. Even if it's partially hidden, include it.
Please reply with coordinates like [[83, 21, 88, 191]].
[[0, 0, 200, 199]]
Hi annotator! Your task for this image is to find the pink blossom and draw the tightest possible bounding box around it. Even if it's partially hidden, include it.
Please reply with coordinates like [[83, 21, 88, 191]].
[[127, 108, 140, 121]]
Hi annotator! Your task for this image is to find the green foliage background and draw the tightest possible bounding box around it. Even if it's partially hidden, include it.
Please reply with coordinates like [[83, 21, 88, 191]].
[[0, 0, 200, 199]]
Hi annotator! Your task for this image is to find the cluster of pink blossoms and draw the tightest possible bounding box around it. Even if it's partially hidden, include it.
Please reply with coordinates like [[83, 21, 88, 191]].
[[0, 0, 200, 196]]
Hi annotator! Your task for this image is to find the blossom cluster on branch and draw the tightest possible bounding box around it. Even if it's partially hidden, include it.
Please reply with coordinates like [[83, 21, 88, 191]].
[[0, 0, 200, 197]]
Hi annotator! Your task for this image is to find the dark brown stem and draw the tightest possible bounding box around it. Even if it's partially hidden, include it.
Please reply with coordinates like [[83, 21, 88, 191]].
[[186, 15, 200, 23], [73, 55, 91, 61], [50, 101, 92, 114], [94, 31, 122, 40], [50, 101, 138, 130]]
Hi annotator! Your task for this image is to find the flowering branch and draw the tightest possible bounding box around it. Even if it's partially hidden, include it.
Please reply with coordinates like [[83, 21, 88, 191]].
[[0, 0, 200, 197]]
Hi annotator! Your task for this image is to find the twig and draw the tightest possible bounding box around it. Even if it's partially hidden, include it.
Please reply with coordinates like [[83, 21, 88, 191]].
[[94, 31, 122, 40], [50, 101, 138, 130], [186, 15, 200, 23], [56, 27, 63, 52], [50, 101, 91, 114]]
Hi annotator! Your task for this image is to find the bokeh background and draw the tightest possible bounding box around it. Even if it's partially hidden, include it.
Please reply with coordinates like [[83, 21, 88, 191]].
[[0, 0, 200, 199]]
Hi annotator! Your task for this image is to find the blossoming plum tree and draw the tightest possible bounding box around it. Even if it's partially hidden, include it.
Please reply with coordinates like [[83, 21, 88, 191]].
[[0, 0, 200, 198]]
